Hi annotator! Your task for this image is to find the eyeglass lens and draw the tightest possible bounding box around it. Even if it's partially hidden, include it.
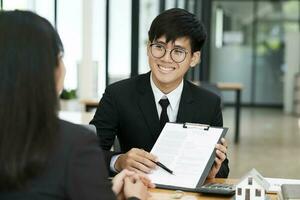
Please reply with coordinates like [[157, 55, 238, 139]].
[[150, 44, 186, 63]]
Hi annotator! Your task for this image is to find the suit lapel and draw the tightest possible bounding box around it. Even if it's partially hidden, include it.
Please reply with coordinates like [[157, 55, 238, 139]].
[[176, 81, 195, 123], [137, 73, 160, 140]]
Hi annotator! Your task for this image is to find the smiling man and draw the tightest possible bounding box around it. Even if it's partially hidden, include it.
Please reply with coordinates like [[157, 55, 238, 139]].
[[90, 8, 229, 178]]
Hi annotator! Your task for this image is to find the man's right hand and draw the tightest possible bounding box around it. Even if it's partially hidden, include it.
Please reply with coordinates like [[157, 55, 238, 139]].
[[115, 148, 158, 173]]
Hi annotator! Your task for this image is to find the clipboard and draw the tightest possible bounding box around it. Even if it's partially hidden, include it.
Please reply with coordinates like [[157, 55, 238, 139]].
[[148, 122, 228, 192]]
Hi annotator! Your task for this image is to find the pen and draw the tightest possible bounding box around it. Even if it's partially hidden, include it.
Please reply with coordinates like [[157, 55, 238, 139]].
[[154, 161, 174, 175]]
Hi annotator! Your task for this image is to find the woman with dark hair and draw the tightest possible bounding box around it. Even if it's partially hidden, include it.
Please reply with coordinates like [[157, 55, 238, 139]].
[[0, 10, 152, 200]]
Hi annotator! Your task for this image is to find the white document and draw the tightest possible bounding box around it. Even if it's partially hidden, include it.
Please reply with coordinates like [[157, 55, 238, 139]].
[[265, 177, 300, 193], [148, 123, 226, 190]]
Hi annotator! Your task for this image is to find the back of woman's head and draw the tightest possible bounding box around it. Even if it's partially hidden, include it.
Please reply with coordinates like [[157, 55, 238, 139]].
[[0, 10, 64, 190]]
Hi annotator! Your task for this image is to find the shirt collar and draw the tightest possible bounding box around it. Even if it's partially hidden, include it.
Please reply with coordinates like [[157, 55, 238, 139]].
[[150, 72, 183, 110]]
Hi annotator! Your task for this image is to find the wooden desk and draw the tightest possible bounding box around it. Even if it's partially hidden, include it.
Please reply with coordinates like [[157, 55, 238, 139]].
[[81, 82, 243, 144], [149, 178, 277, 200], [80, 98, 99, 112]]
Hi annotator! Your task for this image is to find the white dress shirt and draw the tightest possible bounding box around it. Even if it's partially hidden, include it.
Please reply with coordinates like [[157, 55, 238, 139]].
[[150, 73, 183, 123], [110, 73, 184, 172]]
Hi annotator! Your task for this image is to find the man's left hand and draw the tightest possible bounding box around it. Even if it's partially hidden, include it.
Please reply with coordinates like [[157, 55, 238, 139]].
[[207, 138, 228, 178]]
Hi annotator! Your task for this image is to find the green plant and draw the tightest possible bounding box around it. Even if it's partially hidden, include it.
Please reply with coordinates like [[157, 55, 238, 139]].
[[60, 89, 77, 100]]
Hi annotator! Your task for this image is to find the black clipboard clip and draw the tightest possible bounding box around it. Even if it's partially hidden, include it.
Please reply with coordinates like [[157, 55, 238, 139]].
[[183, 122, 210, 130]]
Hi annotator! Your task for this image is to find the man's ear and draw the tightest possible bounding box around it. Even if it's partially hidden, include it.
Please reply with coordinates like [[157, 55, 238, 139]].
[[190, 51, 201, 68]]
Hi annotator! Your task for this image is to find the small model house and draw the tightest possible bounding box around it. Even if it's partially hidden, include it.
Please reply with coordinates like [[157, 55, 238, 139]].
[[236, 169, 270, 200]]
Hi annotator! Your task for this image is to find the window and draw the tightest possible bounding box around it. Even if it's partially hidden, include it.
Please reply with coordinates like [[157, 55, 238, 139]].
[[58, 0, 106, 97], [256, 189, 261, 197], [34, 0, 55, 25], [108, 0, 131, 84], [237, 188, 242, 195], [92, 0, 106, 96], [138, 0, 159, 74], [3, 0, 27, 10], [248, 177, 253, 185], [57, 0, 82, 90], [2, 0, 54, 25]]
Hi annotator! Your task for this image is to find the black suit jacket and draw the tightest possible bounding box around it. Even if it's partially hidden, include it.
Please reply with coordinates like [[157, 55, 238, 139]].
[[91, 72, 229, 178], [0, 120, 116, 200]]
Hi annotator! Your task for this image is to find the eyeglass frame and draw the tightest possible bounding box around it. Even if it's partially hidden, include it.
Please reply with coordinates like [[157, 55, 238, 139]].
[[149, 42, 190, 63]]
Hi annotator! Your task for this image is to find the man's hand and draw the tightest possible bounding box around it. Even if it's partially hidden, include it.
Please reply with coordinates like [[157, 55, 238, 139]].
[[207, 138, 228, 178], [115, 148, 157, 173]]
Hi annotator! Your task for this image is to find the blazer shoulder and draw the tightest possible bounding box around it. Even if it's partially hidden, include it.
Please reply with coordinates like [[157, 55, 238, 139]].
[[105, 72, 150, 94], [185, 80, 221, 101], [58, 120, 97, 147]]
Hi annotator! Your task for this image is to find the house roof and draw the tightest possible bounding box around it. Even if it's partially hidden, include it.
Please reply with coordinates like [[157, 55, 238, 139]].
[[236, 168, 270, 190]]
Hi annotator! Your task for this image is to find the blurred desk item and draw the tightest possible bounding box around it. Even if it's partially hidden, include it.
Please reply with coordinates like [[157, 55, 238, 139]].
[[80, 82, 243, 144], [149, 178, 277, 200], [58, 111, 94, 124], [265, 177, 300, 193]]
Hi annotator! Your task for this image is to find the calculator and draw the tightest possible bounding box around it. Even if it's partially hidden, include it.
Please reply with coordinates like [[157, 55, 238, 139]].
[[198, 182, 236, 195]]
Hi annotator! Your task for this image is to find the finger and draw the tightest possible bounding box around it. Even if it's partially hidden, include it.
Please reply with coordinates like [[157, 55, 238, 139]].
[[135, 171, 155, 188], [129, 161, 152, 174], [126, 159, 151, 174], [112, 171, 125, 185], [132, 153, 157, 169], [112, 170, 130, 195], [215, 144, 227, 155], [126, 150, 156, 170], [216, 149, 226, 161], [221, 138, 228, 148], [134, 172, 155, 188], [140, 176, 155, 188], [113, 169, 134, 184], [124, 176, 133, 185], [126, 166, 146, 175], [120, 169, 135, 177], [214, 156, 223, 167], [137, 149, 158, 162], [215, 152, 224, 165]]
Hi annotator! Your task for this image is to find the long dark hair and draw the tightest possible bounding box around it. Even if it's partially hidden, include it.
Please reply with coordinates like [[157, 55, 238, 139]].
[[0, 10, 64, 190]]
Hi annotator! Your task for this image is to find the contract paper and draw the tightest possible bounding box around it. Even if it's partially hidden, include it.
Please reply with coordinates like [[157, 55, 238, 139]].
[[149, 123, 226, 190]]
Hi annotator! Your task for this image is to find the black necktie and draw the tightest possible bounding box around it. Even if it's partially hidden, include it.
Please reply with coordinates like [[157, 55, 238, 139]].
[[159, 98, 170, 131]]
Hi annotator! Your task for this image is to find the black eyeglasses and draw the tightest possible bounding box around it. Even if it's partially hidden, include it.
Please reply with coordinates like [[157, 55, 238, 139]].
[[149, 43, 189, 63]]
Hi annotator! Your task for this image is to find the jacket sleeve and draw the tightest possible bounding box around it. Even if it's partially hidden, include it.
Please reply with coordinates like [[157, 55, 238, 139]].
[[90, 87, 121, 172], [66, 132, 116, 200]]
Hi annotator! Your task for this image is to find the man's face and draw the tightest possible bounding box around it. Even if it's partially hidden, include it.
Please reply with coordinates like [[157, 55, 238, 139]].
[[147, 35, 200, 93]]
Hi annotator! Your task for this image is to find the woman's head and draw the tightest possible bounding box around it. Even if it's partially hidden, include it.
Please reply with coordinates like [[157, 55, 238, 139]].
[[0, 10, 65, 97], [0, 10, 64, 190]]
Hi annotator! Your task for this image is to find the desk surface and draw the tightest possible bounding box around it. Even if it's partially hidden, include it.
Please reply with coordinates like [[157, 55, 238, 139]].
[[216, 82, 243, 90], [80, 98, 99, 106], [149, 178, 277, 200]]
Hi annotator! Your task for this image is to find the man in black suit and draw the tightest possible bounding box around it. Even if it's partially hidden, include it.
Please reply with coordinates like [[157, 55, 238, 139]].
[[90, 8, 229, 178]]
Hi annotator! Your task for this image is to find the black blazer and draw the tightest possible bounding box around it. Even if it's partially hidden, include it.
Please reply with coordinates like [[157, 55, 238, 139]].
[[0, 120, 116, 200], [90, 72, 229, 178]]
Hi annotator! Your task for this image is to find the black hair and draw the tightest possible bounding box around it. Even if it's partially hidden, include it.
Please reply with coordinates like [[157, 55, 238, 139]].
[[148, 8, 207, 53], [0, 10, 64, 190]]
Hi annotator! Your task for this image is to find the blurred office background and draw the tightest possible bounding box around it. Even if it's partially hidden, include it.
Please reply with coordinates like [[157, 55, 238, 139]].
[[1, 0, 299, 179]]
